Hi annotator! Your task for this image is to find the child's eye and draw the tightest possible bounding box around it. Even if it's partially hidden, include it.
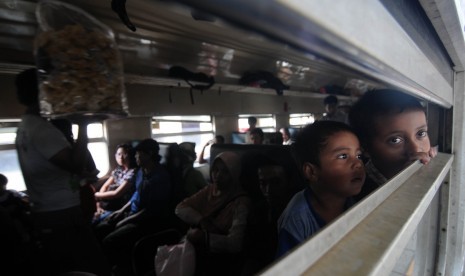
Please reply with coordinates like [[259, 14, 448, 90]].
[[388, 137, 403, 144], [417, 130, 428, 138], [337, 153, 348, 159], [356, 154, 363, 160]]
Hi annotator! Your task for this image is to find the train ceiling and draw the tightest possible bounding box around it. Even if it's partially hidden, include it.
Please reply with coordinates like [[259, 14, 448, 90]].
[[0, 0, 383, 98]]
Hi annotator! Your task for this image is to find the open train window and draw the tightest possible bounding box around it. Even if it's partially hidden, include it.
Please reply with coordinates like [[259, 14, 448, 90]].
[[289, 113, 315, 127], [71, 123, 109, 178], [238, 114, 275, 132], [151, 115, 214, 155], [0, 119, 26, 192]]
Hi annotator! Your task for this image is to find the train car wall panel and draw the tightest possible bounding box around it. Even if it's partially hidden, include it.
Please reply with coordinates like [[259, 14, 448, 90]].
[[125, 84, 324, 116]]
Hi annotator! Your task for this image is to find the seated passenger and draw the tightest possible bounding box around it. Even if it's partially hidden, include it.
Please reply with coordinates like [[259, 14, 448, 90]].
[[250, 128, 264, 145], [178, 142, 208, 197], [276, 121, 365, 258], [245, 116, 258, 144], [268, 132, 284, 145], [349, 89, 437, 200], [175, 151, 251, 276], [319, 95, 348, 124], [0, 173, 34, 275], [198, 135, 225, 164], [280, 127, 294, 145], [98, 139, 172, 276], [93, 143, 136, 224], [241, 155, 294, 275]]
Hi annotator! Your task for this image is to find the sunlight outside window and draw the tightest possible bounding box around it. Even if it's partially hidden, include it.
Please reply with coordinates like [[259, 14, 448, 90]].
[[290, 113, 315, 126], [238, 114, 275, 132], [152, 116, 214, 157]]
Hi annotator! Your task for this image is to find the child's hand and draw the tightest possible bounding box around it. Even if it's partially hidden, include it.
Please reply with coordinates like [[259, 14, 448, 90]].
[[429, 145, 438, 158], [410, 145, 438, 165], [412, 152, 431, 165]]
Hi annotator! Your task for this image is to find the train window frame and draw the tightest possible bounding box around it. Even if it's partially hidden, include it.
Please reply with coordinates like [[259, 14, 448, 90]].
[[151, 115, 215, 156]]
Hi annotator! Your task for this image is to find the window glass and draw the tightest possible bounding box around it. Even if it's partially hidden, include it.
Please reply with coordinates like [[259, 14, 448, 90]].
[[238, 114, 275, 132], [0, 149, 26, 192], [152, 116, 214, 159], [0, 120, 20, 145], [152, 121, 183, 134], [72, 123, 104, 139], [290, 113, 315, 126], [153, 115, 211, 122], [88, 142, 109, 178], [0, 131, 16, 144], [71, 122, 108, 176]]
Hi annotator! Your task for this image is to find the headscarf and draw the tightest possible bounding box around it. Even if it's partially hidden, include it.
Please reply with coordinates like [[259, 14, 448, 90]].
[[203, 152, 245, 214], [176, 151, 248, 230], [211, 152, 241, 188]]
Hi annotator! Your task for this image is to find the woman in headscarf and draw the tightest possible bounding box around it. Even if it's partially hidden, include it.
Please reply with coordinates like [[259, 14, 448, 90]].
[[175, 151, 251, 275]]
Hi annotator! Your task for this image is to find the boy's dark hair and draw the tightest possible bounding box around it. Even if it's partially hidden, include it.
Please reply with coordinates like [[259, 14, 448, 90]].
[[348, 89, 425, 149], [323, 95, 338, 105], [135, 139, 161, 163], [250, 127, 264, 139], [293, 121, 356, 167], [0, 174, 7, 186], [16, 68, 39, 105]]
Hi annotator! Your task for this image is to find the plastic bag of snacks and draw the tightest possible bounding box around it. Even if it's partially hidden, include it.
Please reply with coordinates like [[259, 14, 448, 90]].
[[34, 0, 128, 118]]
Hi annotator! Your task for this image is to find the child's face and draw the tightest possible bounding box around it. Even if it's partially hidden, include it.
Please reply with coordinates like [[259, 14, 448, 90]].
[[369, 109, 430, 179], [316, 131, 365, 197]]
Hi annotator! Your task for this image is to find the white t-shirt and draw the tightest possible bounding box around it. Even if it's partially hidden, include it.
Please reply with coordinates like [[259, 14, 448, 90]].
[[16, 114, 80, 212]]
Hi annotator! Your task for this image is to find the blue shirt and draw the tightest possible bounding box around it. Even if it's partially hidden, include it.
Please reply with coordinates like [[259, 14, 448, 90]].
[[276, 188, 325, 258], [276, 188, 354, 258], [130, 166, 171, 218]]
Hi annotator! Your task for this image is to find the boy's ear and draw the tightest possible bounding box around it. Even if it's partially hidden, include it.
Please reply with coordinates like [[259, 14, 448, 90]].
[[302, 162, 319, 183]]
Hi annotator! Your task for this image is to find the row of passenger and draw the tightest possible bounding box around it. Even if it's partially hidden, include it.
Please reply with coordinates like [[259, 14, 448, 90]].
[[5, 67, 437, 276]]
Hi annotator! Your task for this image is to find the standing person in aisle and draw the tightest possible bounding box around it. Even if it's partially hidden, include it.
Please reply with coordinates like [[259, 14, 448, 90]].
[[15, 68, 110, 276]]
